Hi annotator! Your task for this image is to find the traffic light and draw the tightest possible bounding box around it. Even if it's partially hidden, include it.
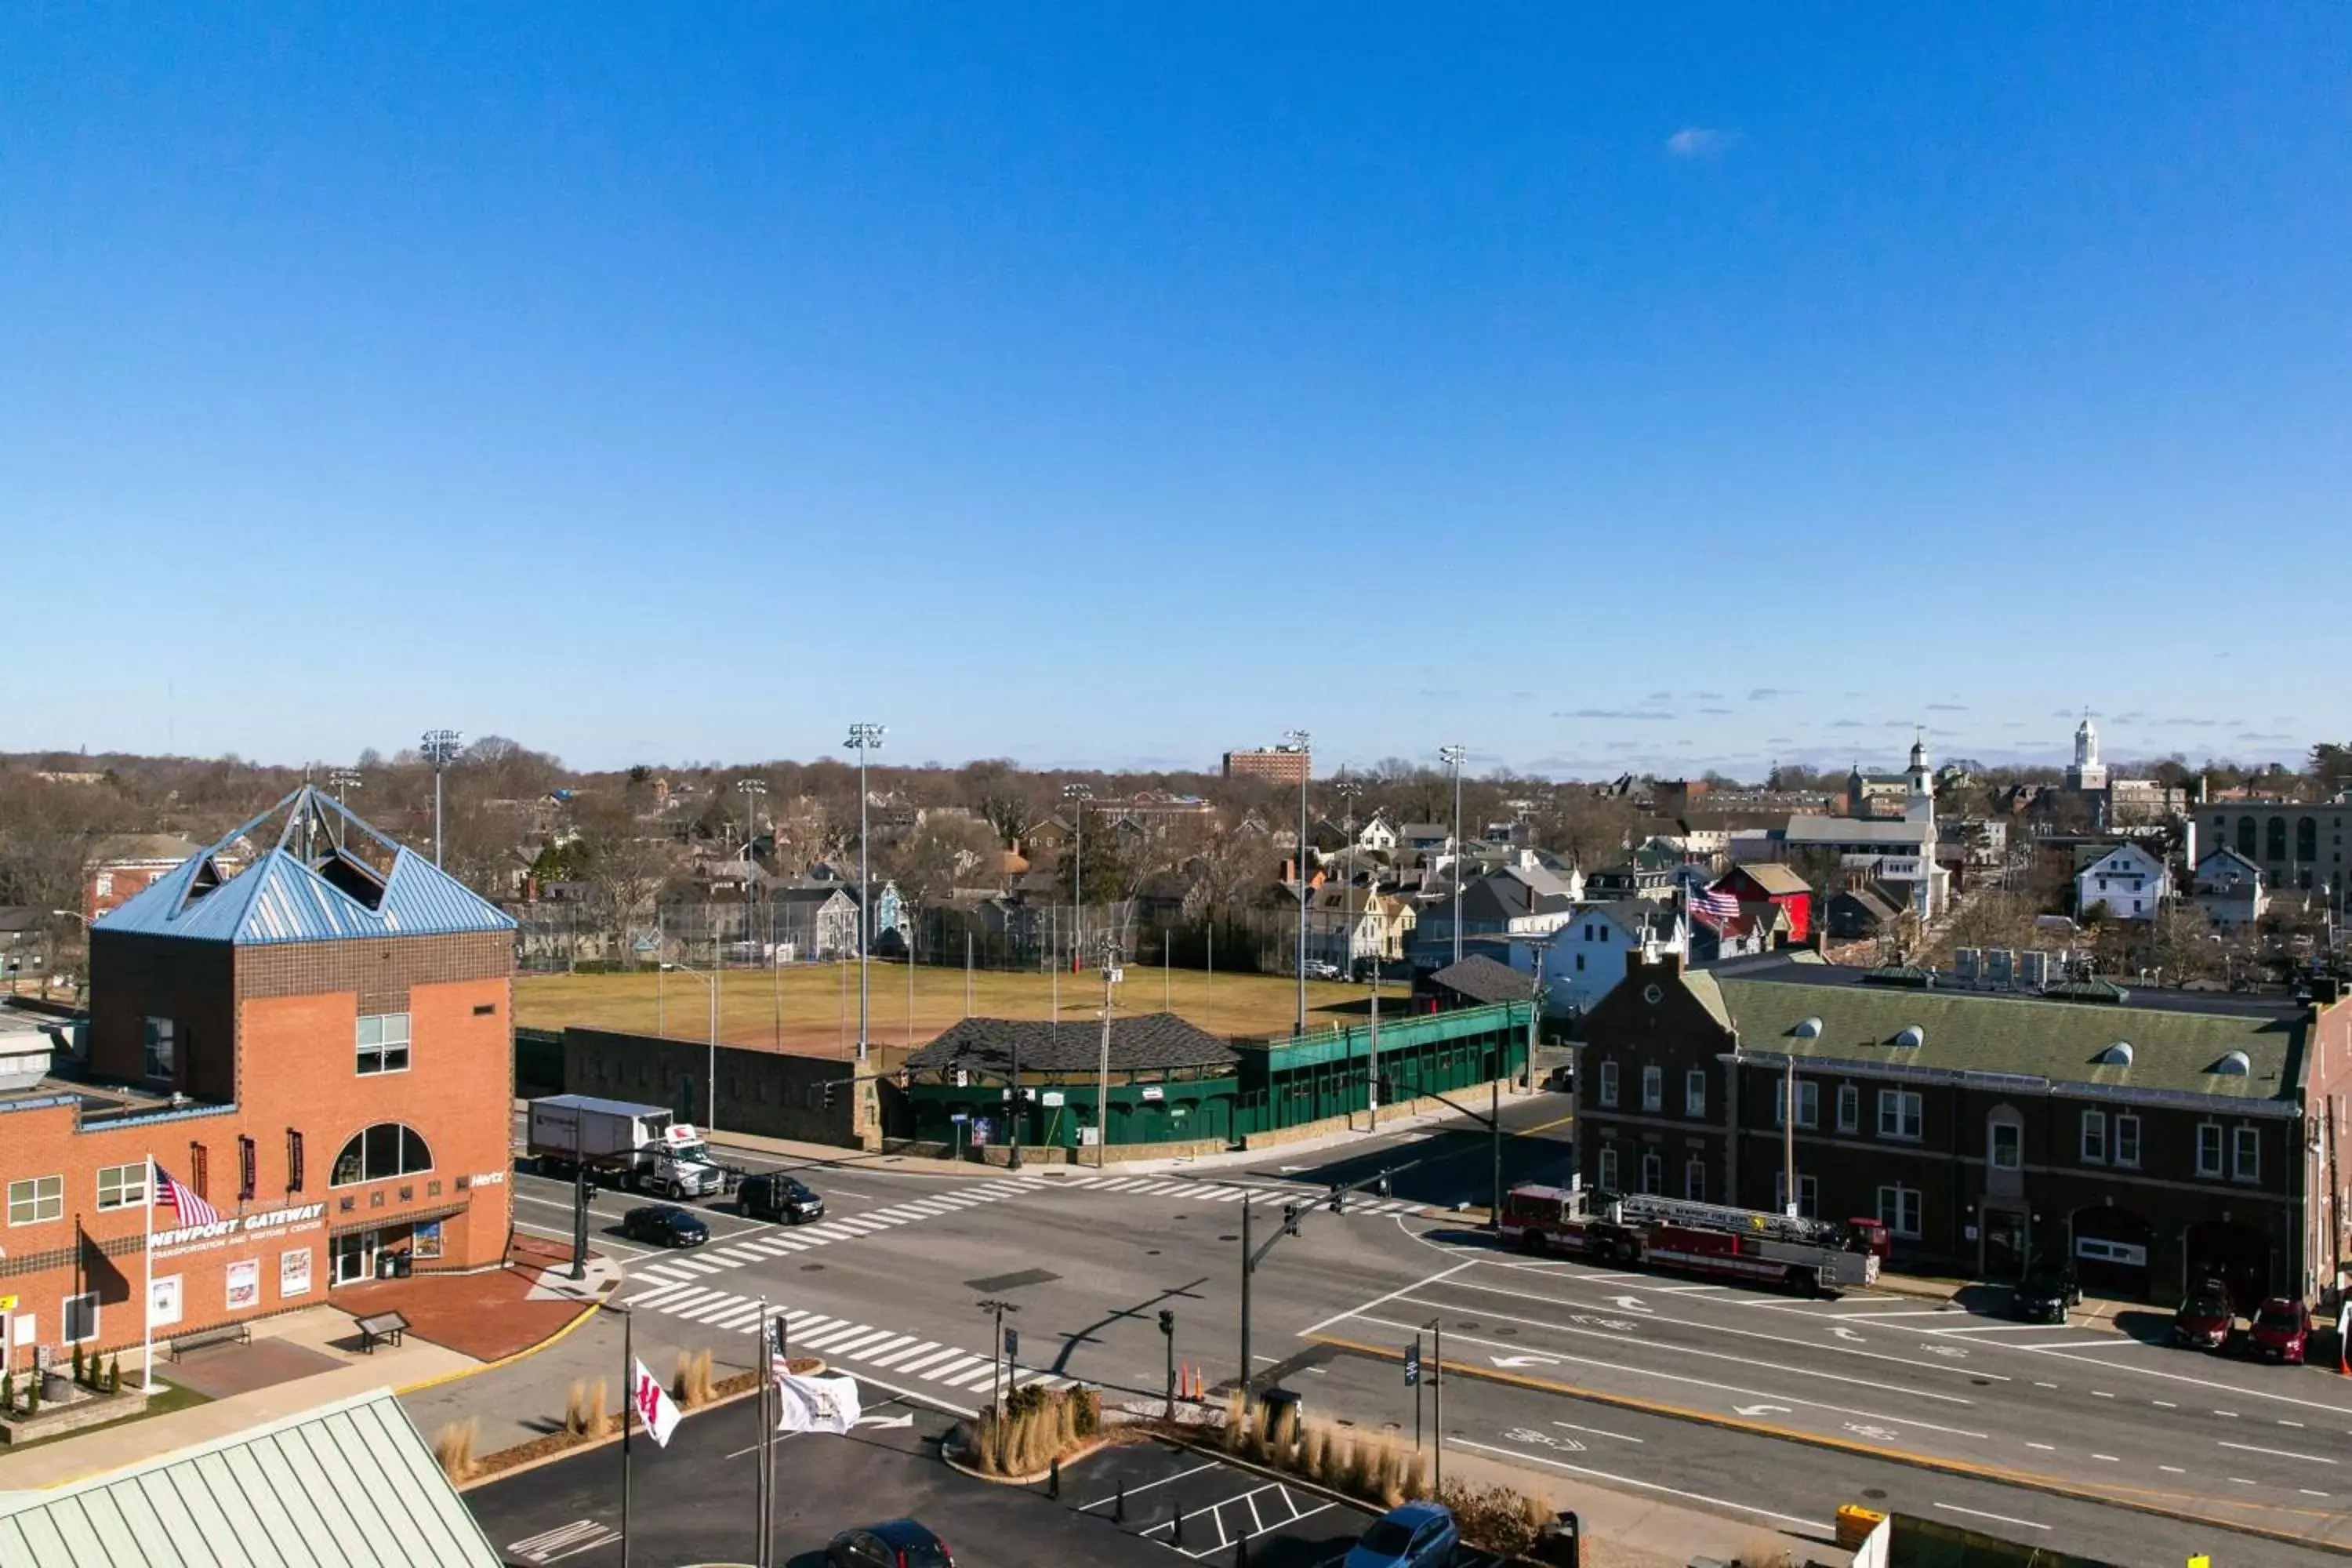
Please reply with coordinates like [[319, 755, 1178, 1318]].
[[1282, 1203, 1301, 1237], [1158, 1309, 1174, 1337], [1375, 1171, 1392, 1199], [1328, 1182, 1345, 1214], [822, 1080, 837, 1109]]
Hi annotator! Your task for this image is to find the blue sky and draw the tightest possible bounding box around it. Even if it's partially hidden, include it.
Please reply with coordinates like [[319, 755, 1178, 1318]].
[[6, 6, 2347, 779]]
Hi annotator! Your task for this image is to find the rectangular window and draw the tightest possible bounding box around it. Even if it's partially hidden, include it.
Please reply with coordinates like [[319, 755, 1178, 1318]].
[[1875, 1185, 1923, 1239], [287, 1128, 305, 1193], [143, 1016, 175, 1081], [1878, 1090, 1924, 1141], [8, 1174, 64, 1225], [2232, 1125, 2259, 1182], [1596, 1145, 1619, 1191], [1642, 1066, 1663, 1113], [1771, 1171, 1820, 1219], [1639, 1152, 1663, 1195], [1597, 1060, 1619, 1109], [63, 1291, 98, 1345], [1685, 1069, 1707, 1117], [96, 1163, 149, 1210], [2080, 1110, 2107, 1164], [189, 1141, 209, 1200], [238, 1136, 257, 1203], [1684, 1158, 1706, 1202], [1991, 1121, 2022, 1171], [1774, 1079, 1818, 1129], [357, 1012, 412, 1076], [2197, 1123, 2224, 1178], [1836, 1083, 1859, 1134], [2114, 1114, 2140, 1170]]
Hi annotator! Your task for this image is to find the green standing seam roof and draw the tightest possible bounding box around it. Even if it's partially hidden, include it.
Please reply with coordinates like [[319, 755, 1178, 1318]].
[[1713, 978, 2301, 1104], [0, 1388, 504, 1567]]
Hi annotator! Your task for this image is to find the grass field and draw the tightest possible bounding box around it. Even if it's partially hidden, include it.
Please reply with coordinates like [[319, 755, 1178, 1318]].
[[514, 961, 1368, 1062]]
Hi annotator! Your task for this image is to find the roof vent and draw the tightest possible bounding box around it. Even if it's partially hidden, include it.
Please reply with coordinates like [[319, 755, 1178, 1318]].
[[2097, 1040, 2133, 1067], [1893, 1025, 1925, 1049], [2213, 1050, 2252, 1076], [1793, 1017, 1824, 1039]]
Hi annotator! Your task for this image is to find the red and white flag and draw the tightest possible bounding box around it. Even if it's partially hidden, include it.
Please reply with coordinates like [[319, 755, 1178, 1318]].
[[153, 1163, 219, 1228], [1691, 884, 1740, 924], [631, 1358, 681, 1448]]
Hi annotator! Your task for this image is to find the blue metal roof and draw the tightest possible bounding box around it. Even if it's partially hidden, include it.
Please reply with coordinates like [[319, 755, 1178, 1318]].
[[95, 786, 517, 946]]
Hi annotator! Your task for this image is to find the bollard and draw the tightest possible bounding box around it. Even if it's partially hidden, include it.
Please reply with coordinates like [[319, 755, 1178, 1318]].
[[1173, 1505, 1185, 1547], [1235, 1532, 1250, 1566], [1114, 1481, 1127, 1524], [1048, 1456, 1061, 1501]]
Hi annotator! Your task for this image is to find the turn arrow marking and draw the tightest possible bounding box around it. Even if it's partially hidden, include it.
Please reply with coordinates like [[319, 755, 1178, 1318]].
[[854, 1413, 916, 1429], [1733, 1403, 1792, 1417], [1828, 1327, 1867, 1343], [1606, 1295, 1651, 1312], [1489, 1354, 1564, 1370]]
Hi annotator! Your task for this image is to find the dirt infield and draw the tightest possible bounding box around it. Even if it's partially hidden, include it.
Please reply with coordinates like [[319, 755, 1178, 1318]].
[[514, 962, 1367, 1060]]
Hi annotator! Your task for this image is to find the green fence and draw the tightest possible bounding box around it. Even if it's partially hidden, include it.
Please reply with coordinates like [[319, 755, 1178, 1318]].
[[1230, 1002, 1531, 1138]]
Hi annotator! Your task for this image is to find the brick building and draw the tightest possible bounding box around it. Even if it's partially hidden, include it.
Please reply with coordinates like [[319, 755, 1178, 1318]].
[[82, 833, 200, 922], [1221, 746, 1311, 786], [1, 787, 514, 1381], [1574, 950, 2350, 1309]]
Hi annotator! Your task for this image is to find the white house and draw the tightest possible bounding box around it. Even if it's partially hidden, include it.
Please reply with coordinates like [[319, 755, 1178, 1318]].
[[2075, 841, 2170, 922], [1356, 814, 1399, 853], [2191, 846, 2266, 930], [1505, 900, 1688, 1019]]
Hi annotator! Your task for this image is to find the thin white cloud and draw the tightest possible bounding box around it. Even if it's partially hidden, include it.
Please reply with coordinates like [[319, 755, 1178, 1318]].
[[1666, 127, 1732, 159]]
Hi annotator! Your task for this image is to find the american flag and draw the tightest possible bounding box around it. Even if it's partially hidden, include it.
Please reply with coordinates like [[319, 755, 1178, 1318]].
[[1691, 884, 1741, 924], [154, 1163, 219, 1228]]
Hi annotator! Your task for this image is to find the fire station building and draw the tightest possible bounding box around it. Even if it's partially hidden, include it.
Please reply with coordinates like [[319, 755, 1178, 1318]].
[[0, 787, 514, 1378], [1575, 949, 2351, 1309]]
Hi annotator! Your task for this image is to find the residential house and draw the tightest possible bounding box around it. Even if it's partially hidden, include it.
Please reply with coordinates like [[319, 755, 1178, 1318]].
[[2076, 841, 2170, 922], [1399, 823, 1453, 855], [83, 833, 201, 922], [1573, 949, 2352, 1306], [1713, 862, 1813, 945], [1412, 863, 1578, 965], [1356, 814, 1399, 854], [2191, 848, 2266, 931], [1583, 860, 1677, 903], [1508, 900, 1688, 1020], [767, 884, 862, 960], [1421, 954, 1533, 1011], [1824, 887, 1903, 941]]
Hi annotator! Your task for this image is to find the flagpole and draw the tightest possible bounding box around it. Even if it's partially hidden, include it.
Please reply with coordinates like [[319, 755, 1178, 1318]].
[[140, 1155, 154, 1396], [620, 1308, 633, 1568], [766, 1309, 782, 1562], [755, 1294, 768, 1568]]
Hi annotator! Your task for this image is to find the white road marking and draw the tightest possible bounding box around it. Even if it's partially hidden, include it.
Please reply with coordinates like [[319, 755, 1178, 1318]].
[[1457, 1437, 1828, 1531], [2026, 1443, 2054, 1451], [2219, 1439, 2335, 1465], [1553, 1419, 1642, 1444], [1933, 1502, 2048, 1531], [866, 1340, 938, 1369], [1298, 1260, 1478, 1338]]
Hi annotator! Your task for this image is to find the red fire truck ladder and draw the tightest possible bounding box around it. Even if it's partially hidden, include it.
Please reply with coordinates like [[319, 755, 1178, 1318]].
[[1613, 1193, 1842, 1247]]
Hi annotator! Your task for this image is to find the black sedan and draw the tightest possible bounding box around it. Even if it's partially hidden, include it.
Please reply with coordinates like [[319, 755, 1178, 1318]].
[[827, 1519, 953, 1568], [623, 1203, 710, 1247]]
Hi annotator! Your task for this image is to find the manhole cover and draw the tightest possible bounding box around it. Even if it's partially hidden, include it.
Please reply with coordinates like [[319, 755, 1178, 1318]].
[[1972, 1378, 1991, 1386], [800, 1263, 825, 1272], [1456, 1321, 1481, 1330], [1145, 1250, 1160, 1256], [1218, 1235, 1238, 1243], [1862, 1488, 1888, 1501]]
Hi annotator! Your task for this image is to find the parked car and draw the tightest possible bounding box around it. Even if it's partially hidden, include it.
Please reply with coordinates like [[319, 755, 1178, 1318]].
[[2011, 1258, 2080, 1324], [2172, 1279, 2235, 1351], [826, 1519, 953, 1568], [623, 1203, 709, 1247], [1305, 960, 1344, 980], [739, 1171, 826, 1224], [2248, 1298, 2313, 1365], [1345, 1501, 1458, 1568]]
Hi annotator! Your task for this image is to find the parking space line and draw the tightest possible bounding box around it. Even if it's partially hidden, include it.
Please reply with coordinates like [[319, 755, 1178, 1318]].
[[1077, 1458, 1225, 1509]]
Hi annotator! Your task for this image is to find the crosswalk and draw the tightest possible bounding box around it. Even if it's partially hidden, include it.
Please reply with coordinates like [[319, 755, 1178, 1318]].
[[1042, 1172, 1427, 1216], [627, 1175, 1059, 1287], [620, 1278, 1069, 1397]]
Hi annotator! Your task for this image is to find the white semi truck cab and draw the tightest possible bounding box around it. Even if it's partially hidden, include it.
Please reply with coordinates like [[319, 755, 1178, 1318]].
[[528, 1094, 728, 1198]]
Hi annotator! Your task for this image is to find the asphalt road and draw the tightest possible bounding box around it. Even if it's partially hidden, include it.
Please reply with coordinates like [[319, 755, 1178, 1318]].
[[502, 1093, 2351, 1566]]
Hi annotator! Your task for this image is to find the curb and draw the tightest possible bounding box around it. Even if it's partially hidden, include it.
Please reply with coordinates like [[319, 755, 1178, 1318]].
[[397, 1292, 608, 1396], [939, 1432, 1119, 1486], [1309, 1334, 2352, 1559]]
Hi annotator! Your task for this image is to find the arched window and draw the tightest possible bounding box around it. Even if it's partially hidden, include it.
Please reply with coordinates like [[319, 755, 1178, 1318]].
[[2298, 817, 2318, 863], [331, 1123, 433, 1186], [2237, 817, 2257, 858], [2267, 817, 2288, 862]]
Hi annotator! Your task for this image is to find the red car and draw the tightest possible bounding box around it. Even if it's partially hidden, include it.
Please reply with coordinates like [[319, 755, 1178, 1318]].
[[2171, 1281, 2235, 1351], [2248, 1298, 2314, 1365]]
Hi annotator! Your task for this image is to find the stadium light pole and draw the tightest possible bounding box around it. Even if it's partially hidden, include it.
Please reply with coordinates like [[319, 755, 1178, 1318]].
[[1333, 777, 1362, 1123], [844, 724, 886, 1065], [421, 730, 463, 867], [1439, 744, 1468, 968], [327, 768, 363, 851], [736, 777, 767, 855], [1062, 783, 1093, 968], [1285, 730, 1311, 1035]]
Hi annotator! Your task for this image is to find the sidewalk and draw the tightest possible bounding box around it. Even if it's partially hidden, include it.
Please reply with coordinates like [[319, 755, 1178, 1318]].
[[1425, 1439, 1817, 1568]]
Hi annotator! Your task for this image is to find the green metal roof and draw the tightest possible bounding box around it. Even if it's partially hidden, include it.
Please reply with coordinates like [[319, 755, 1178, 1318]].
[[1715, 978, 2302, 1104], [0, 1388, 503, 1567]]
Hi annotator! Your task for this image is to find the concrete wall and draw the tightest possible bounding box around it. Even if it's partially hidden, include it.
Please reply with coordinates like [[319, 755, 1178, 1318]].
[[561, 1027, 865, 1148]]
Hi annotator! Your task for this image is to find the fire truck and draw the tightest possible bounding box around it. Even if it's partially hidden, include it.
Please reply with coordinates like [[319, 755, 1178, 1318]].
[[1499, 1185, 1887, 1296]]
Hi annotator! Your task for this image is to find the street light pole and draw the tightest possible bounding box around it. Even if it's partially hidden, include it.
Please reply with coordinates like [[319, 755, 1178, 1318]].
[[661, 962, 718, 1134], [1062, 783, 1093, 967], [1334, 778, 1361, 1123], [844, 724, 886, 1065], [422, 729, 463, 868], [1285, 729, 1312, 1035], [1094, 937, 1120, 1169], [1439, 744, 1468, 968]]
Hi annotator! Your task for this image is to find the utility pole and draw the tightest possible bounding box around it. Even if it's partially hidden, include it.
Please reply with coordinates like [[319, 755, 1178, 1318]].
[[1286, 729, 1312, 1034], [1426, 1316, 1445, 1492], [1094, 937, 1120, 1168], [977, 1298, 1018, 1417], [1063, 783, 1093, 964], [844, 724, 885, 1065], [1783, 1054, 1798, 1216], [1335, 777, 1362, 1124]]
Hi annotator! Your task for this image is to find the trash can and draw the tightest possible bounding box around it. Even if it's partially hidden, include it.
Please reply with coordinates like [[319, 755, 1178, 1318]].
[[1256, 1386, 1305, 1451], [376, 1252, 397, 1280], [392, 1252, 413, 1279]]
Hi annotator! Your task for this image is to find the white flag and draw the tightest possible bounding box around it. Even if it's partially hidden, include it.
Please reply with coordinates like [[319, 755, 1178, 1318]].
[[773, 1370, 862, 1435], [631, 1357, 681, 1448]]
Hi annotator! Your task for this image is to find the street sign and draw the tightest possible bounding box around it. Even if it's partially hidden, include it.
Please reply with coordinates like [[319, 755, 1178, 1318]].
[[1041, 1091, 1065, 1107], [949, 1112, 970, 1123], [1403, 1341, 1421, 1388], [1004, 1328, 1019, 1359]]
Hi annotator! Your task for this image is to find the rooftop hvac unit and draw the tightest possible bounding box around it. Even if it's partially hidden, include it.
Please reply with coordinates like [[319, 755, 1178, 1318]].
[[2019, 949, 2050, 988], [1985, 949, 2014, 987], [1953, 947, 1981, 982]]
